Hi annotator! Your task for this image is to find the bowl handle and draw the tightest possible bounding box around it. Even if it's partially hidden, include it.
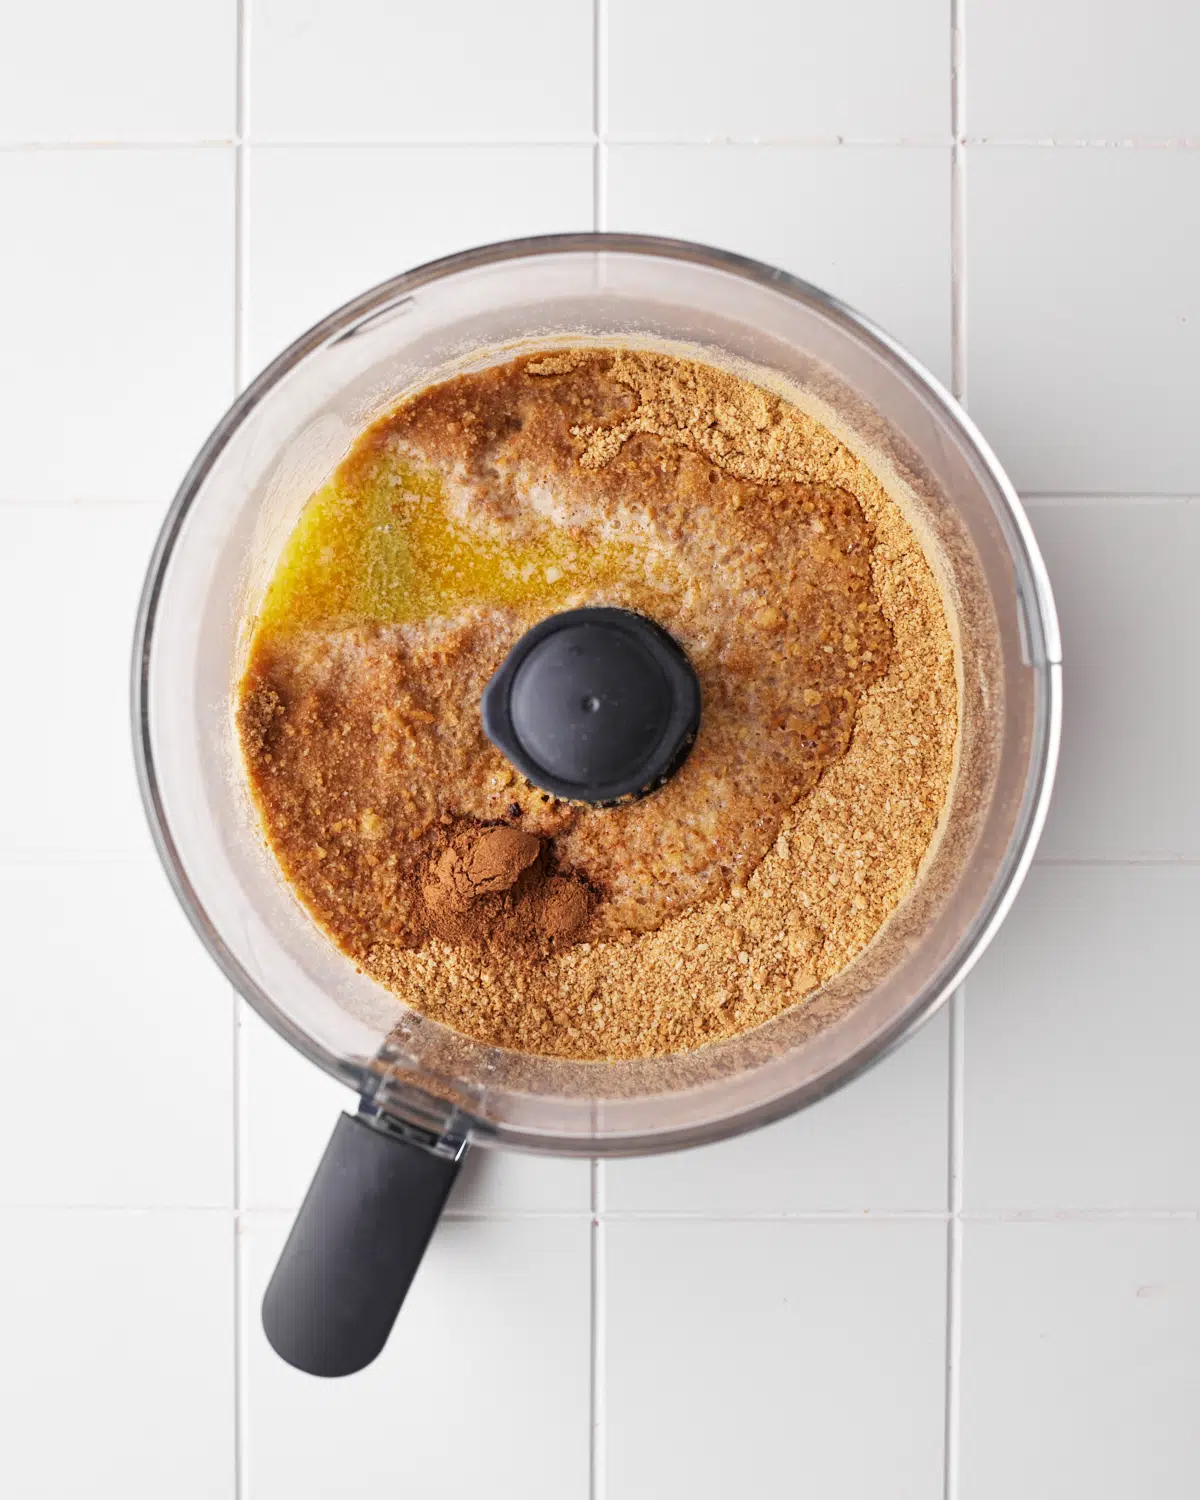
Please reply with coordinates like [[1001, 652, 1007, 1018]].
[[262, 1108, 464, 1376]]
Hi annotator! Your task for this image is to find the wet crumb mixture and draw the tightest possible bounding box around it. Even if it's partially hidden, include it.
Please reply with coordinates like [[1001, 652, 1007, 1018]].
[[237, 348, 958, 1060]]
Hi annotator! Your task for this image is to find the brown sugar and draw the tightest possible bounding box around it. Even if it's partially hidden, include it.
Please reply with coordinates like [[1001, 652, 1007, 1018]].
[[236, 347, 958, 1061]]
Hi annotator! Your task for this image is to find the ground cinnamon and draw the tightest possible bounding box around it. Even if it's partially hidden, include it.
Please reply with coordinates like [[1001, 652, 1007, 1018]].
[[421, 825, 592, 949]]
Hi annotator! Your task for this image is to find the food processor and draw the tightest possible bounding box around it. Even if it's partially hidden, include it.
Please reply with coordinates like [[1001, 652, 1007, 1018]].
[[131, 233, 1061, 1377]]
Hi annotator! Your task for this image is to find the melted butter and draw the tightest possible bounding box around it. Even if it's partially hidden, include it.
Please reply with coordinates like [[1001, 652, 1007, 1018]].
[[255, 456, 637, 637]]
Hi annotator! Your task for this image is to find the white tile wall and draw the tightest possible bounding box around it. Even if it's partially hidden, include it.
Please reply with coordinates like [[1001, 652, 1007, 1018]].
[[0, 1, 237, 143], [0, 148, 235, 505], [245, 144, 593, 376], [960, 1221, 1200, 1500], [4, 3, 1198, 1498], [968, 0, 1200, 141], [0, 505, 162, 857], [607, 145, 953, 383], [243, 1214, 592, 1498], [606, 1005, 949, 1214], [1026, 500, 1200, 858], [605, 0, 949, 141], [964, 866, 1200, 1210], [0, 862, 234, 1208], [603, 1220, 948, 1498], [248, 0, 595, 142], [967, 149, 1200, 494], [0, 1209, 234, 1500]]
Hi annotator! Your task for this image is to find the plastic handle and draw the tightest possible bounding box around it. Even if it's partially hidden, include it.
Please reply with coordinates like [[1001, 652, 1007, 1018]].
[[262, 1110, 464, 1377]]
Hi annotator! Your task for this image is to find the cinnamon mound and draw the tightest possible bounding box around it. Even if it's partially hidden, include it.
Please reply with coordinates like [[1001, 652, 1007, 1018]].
[[422, 825, 592, 950]]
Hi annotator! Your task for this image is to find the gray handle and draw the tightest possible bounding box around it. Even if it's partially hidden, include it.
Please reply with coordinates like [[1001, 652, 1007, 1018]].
[[262, 1110, 464, 1377]]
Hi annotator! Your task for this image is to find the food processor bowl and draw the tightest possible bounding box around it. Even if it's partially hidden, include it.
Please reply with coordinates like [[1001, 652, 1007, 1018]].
[[132, 234, 1060, 1374]]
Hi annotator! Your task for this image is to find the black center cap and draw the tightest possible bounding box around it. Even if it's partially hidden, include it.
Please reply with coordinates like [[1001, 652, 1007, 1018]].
[[481, 608, 702, 804]]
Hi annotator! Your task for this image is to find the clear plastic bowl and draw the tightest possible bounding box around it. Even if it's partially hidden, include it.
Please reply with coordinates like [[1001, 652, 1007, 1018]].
[[132, 233, 1060, 1157]]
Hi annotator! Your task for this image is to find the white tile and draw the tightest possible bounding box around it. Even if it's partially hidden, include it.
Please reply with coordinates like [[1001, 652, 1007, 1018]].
[[0, 862, 234, 1207], [969, 0, 1200, 141], [249, 0, 593, 142], [960, 1220, 1200, 1500], [967, 149, 1200, 494], [246, 143, 594, 374], [607, 0, 948, 142], [1028, 501, 1200, 859], [448, 1139, 592, 1218], [607, 1006, 949, 1214], [241, 1003, 592, 1214], [964, 866, 1200, 1212], [0, 1208, 234, 1499], [240, 1003, 351, 1211], [0, 505, 162, 858], [0, 148, 234, 504], [607, 145, 952, 383], [0, 1, 236, 142], [605, 1220, 946, 1499], [244, 1213, 590, 1497]]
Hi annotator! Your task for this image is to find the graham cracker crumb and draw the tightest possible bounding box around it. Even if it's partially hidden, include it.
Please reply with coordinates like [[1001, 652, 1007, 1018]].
[[238, 348, 958, 1060]]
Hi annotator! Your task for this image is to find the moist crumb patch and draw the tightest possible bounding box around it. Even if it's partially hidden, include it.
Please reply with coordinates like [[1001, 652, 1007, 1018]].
[[237, 348, 958, 1060]]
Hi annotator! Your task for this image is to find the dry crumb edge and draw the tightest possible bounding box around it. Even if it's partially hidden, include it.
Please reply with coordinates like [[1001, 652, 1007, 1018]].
[[365, 350, 958, 1062]]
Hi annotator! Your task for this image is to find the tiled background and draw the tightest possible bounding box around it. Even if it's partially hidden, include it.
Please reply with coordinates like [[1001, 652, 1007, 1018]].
[[1, 1, 1197, 1496]]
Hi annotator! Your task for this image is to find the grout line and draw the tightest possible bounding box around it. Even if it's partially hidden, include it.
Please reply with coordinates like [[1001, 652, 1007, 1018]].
[[944, 986, 965, 1500], [598, 1208, 953, 1222], [233, 0, 250, 395], [590, 1157, 606, 1500], [1033, 856, 1200, 868], [592, 0, 603, 141], [0, 136, 928, 152], [232, 987, 249, 1499], [602, 134, 952, 148], [949, 0, 966, 406], [0, 850, 166, 866], [424, 1206, 1200, 1224], [232, 997, 248, 1491], [0, 1205, 240, 1215], [1021, 493, 1200, 507], [228, 1208, 595, 1222], [233, 990, 246, 1227], [963, 136, 1200, 148], [946, 0, 966, 1480], [242, 136, 941, 149], [958, 1209, 1200, 1222], [593, 0, 608, 231], [0, 497, 173, 509], [592, 1207, 1200, 1222], [0, 139, 234, 151], [6, 135, 1200, 152], [442, 1208, 597, 1223], [234, 1213, 251, 1500], [5, 1202, 1196, 1221], [233, 137, 599, 150]]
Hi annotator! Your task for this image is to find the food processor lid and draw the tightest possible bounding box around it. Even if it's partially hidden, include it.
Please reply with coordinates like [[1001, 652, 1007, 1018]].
[[481, 606, 701, 804]]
